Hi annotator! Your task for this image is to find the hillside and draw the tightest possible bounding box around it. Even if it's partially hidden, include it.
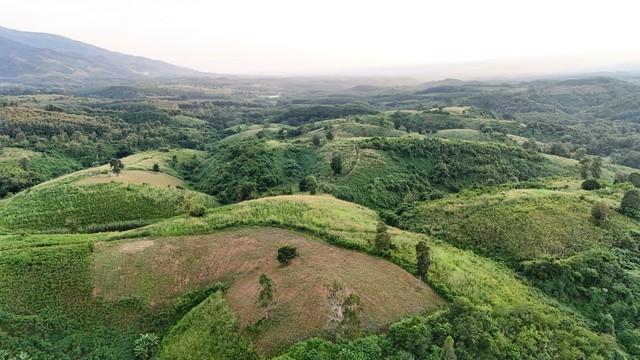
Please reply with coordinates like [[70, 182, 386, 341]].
[[0, 150, 215, 233], [0, 26, 203, 83]]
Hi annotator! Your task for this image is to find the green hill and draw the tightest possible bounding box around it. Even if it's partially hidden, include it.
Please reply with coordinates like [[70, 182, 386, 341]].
[[0, 194, 621, 359], [0, 149, 215, 233]]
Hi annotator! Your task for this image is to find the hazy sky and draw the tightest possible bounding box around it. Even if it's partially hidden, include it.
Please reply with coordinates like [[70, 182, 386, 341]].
[[2, 0, 640, 75]]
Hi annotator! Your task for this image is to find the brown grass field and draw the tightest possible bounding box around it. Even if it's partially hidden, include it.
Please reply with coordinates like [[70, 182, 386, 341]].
[[77, 170, 183, 187], [92, 227, 443, 355]]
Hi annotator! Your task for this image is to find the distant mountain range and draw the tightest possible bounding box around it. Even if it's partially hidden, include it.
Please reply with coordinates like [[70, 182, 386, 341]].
[[0, 26, 203, 84]]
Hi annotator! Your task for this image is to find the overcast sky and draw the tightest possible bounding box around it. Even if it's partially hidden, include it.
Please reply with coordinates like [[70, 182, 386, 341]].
[[2, 0, 640, 75]]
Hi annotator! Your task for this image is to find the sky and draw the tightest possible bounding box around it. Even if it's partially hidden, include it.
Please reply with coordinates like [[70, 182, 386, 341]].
[[2, 0, 640, 76]]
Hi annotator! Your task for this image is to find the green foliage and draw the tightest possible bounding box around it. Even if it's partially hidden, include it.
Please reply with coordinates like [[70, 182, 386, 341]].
[[299, 175, 318, 195], [591, 201, 611, 223], [620, 188, 640, 217], [374, 221, 392, 254], [276, 104, 377, 126], [415, 240, 431, 280], [277, 245, 298, 265], [109, 158, 124, 175], [581, 179, 602, 190], [133, 333, 159, 360], [0, 182, 216, 232], [628, 172, 640, 187], [152, 163, 160, 172], [194, 139, 321, 203], [331, 152, 343, 175], [157, 292, 259, 360]]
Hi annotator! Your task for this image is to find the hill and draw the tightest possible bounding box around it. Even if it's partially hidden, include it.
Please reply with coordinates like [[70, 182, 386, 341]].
[[0, 26, 203, 84], [0, 150, 215, 233], [95, 227, 442, 356]]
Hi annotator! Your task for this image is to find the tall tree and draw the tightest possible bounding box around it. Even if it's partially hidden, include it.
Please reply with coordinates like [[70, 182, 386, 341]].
[[415, 240, 431, 280], [374, 221, 392, 254], [591, 156, 603, 179], [109, 158, 124, 176], [257, 273, 276, 319], [331, 153, 343, 175]]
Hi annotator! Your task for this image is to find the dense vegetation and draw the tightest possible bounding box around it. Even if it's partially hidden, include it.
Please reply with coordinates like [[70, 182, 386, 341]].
[[3, 74, 640, 359]]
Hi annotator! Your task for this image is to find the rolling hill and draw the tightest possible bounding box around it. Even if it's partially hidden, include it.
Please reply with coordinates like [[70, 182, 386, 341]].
[[0, 26, 203, 83]]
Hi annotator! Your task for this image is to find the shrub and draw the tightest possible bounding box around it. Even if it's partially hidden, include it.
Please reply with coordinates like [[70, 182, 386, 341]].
[[581, 179, 601, 190], [299, 175, 318, 194], [277, 245, 299, 265], [591, 202, 611, 223], [133, 333, 159, 360], [312, 134, 321, 146], [620, 189, 640, 217], [629, 172, 640, 188], [189, 205, 206, 217], [331, 153, 343, 175], [152, 163, 160, 172]]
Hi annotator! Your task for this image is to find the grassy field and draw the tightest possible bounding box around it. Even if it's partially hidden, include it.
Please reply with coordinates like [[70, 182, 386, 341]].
[[0, 194, 621, 358], [94, 227, 442, 356], [78, 170, 183, 187], [400, 178, 639, 262]]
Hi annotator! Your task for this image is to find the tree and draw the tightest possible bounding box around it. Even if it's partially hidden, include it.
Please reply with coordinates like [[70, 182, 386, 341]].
[[415, 240, 431, 280], [18, 157, 29, 171], [591, 156, 603, 179], [236, 181, 257, 201], [299, 175, 318, 194], [152, 163, 160, 172], [257, 273, 276, 319], [578, 157, 592, 179], [312, 134, 321, 147], [629, 173, 640, 188], [331, 153, 343, 175], [277, 245, 298, 265], [442, 336, 457, 360], [133, 333, 159, 360], [326, 130, 335, 141], [574, 147, 587, 160], [374, 221, 392, 254], [522, 139, 539, 152], [615, 172, 628, 184], [591, 202, 611, 223], [109, 158, 124, 176], [581, 179, 601, 190], [341, 294, 363, 338], [620, 189, 640, 217]]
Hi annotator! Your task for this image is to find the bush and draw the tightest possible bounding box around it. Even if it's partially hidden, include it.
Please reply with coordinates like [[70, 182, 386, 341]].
[[629, 173, 640, 188], [591, 202, 611, 223], [152, 163, 160, 172], [620, 189, 640, 217], [581, 179, 601, 190], [189, 205, 207, 217], [277, 245, 298, 265], [299, 175, 318, 194]]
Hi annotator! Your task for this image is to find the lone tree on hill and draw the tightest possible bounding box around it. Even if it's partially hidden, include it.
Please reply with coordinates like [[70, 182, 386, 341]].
[[152, 163, 160, 172], [312, 134, 321, 147], [331, 153, 343, 175], [277, 245, 298, 265], [581, 179, 601, 190], [109, 158, 124, 176], [620, 189, 640, 217], [257, 273, 276, 319], [374, 221, 392, 254], [578, 157, 592, 179], [326, 129, 335, 141], [415, 240, 431, 280], [236, 181, 257, 201]]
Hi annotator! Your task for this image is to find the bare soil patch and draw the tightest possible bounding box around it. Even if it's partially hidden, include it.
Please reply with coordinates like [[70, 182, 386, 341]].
[[93, 227, 443, 355]]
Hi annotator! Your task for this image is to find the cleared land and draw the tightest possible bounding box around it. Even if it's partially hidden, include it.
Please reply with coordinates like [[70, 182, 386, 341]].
[[93, 227, 443, 355], [77, 170, 183, 187]]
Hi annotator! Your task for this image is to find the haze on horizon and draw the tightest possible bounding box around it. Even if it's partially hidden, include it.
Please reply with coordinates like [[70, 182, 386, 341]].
[[3, 0, 640, 77]]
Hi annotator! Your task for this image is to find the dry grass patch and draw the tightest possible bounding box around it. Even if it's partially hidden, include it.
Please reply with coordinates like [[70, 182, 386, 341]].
[[92, 227, 443, 356], [77, 170, 183, 188]]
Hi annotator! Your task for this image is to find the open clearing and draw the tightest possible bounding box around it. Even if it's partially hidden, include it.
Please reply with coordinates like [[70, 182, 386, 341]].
[[93, 227, 443, 355], [77, 170, 183, 187]]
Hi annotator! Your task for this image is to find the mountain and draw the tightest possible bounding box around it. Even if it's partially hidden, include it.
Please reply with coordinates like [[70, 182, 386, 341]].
[[0, 26, 203, 83]]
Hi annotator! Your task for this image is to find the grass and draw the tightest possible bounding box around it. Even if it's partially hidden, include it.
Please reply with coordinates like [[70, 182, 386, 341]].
[[0, 194, 622, 358], [0, 182, 216, 233], [158, 291, 259, 360], [400, 178, 639, 262], [94, 227, 442, 356], [77, 170, 184, 187]]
